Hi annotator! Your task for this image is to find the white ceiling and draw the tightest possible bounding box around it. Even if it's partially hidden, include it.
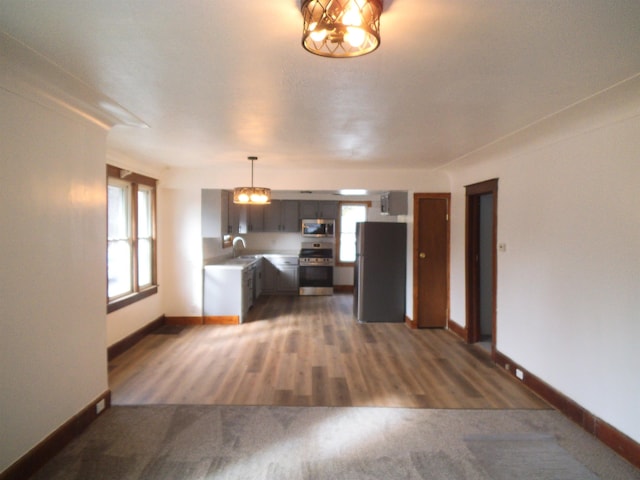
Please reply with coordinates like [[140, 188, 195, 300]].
[[1, 0, 639, 171]]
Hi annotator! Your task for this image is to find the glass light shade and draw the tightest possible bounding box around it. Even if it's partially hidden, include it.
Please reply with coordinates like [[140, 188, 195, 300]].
[[233, 186, 271, 205], [301, 0, 382, 58]]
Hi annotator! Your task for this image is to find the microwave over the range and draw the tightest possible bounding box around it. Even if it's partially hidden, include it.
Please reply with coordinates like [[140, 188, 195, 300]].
[[302, 219, 335, 237]]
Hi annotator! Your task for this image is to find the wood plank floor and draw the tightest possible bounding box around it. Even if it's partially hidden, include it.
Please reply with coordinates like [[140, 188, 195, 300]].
[[109, 294, 549, 409]]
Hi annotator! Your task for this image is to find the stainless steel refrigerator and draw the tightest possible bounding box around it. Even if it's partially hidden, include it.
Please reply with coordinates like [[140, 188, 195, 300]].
[[354, 222, 407, 323]]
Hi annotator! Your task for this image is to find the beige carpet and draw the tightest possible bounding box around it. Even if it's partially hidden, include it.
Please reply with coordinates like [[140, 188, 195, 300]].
[[31, 406, 639, 479], [465, 433, 600, 479]]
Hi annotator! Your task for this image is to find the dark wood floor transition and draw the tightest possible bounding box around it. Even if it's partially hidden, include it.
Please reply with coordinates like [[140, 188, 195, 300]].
[[109, 294, 548, 409]]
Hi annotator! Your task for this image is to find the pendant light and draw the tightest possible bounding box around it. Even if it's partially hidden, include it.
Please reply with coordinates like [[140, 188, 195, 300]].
[[233, 156, 271, 205], [301, 0, 382, 58]]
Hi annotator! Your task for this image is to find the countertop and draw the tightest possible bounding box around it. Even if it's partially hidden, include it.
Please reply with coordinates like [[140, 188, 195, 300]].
[[204, 251, 299, 270]]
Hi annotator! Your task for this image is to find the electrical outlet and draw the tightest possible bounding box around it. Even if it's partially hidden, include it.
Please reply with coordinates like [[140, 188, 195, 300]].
[[96, 398, 106, 415], [515, 368, 524, 380]]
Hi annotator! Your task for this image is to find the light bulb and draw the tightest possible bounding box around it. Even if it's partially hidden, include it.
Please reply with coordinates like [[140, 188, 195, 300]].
[[310, 28, 328, 42], [238, 193, 249, 203], [342, 6, 362, 27], [250, 192, 267, 203], [345, 27, 366, 48]]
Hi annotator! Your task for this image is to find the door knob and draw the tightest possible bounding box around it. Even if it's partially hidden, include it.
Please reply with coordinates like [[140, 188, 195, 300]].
[[419, 252, 426, 259]]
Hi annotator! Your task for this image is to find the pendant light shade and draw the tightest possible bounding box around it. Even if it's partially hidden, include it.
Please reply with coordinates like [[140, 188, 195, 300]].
[[301, 0, 382, 58], [233, 157, 271, 205]]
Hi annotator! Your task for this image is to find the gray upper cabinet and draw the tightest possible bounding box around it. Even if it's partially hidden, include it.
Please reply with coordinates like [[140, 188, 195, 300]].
[[221, 190, 230, 235], [380, 191, 408, 216], [202, 189, 240, 245], [227, 192, 240, 234], [281, 200, 300, 232], [239, 204, 265, 233], [201, 189, 222, 238], [299, 200, 338, 219], [264, 200, 300, 232]]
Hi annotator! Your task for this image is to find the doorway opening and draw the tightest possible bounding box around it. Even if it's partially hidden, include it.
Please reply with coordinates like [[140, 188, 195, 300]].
[[465, 179, 498, 357]]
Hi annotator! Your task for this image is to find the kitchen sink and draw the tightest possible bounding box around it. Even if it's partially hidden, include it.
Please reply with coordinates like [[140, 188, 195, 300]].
[[223, 255, 261, 265], [225, 258, 252, 265]]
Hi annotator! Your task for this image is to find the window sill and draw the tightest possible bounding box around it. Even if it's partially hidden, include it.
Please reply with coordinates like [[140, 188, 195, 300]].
[[107, 286, 158, 314], [336, 261, 355, 268]]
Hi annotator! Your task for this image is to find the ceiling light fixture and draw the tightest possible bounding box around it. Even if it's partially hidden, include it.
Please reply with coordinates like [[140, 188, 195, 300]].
[[301, 0, 382, 58], [233, 156, 271, 205]]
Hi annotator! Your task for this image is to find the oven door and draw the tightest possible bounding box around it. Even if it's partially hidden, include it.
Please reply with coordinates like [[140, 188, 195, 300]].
[[298, 265, 333, 296]]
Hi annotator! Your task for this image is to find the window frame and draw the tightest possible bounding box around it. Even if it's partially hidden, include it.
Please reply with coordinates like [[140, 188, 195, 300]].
[[107, 165, 158, 313], [336, 201, 371, 267]]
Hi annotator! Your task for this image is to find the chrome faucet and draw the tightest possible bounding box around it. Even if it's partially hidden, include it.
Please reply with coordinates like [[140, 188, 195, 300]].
[[232, 236, 246, 257]]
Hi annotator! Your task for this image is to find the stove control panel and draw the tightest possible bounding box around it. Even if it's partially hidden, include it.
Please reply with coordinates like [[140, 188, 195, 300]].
[[299, 257, 334, 266]]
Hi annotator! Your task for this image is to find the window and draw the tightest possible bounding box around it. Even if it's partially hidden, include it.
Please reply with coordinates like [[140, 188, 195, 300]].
[[337, 202, 370, 265], [107, 165, 158, 313]]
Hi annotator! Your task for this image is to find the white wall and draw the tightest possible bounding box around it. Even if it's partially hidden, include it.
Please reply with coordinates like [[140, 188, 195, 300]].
[[445, 77, 640, 442], [0, 88, 108, 471], [160, 187, 203, 318]]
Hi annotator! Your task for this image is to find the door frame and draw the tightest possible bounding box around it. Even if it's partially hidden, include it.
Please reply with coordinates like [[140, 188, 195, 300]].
[[412, 193, 451, 328], [465, 179, 498, 356]]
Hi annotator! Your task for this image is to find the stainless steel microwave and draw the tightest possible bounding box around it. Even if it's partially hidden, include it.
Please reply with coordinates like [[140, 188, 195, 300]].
[[302, 219, 335, 237]]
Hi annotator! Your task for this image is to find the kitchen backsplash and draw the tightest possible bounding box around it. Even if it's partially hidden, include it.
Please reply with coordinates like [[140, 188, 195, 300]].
[[242, 232, 316, 252]]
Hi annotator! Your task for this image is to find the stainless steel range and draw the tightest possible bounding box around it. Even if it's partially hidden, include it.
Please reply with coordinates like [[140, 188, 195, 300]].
[[298, 241, 334, 296]]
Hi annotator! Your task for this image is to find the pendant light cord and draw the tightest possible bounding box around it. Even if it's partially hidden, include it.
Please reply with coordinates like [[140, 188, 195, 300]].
[[249, 156, 257, 187]]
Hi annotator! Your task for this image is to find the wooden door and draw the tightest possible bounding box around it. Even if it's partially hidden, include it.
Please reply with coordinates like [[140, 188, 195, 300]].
[[414, 194, 450, 328]]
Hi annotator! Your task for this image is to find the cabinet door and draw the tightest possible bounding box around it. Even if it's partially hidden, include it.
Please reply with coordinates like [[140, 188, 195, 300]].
[[255, 260, 263, 298], [201, 189, 223, 238], [221, 190, 230, 235], [380, 191, 408, 216], [318, 201, 338, 219], [277, 266, 299, 293], [239, 205, 265, 233], [263, 259, 278, 292], [248, 205, 265, 232], [380, 193, 390, 215], [299, 201, 318, 219], [300, 200, 338, 219], [281, 200, 300, 232], [263, 200, 282, 232], [228, 193, 240, 234]]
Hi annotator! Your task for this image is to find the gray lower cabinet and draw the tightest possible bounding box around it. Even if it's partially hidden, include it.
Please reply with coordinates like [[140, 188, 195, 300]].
[[255, 259, 263, 298], [263, 256, 299, 294]]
